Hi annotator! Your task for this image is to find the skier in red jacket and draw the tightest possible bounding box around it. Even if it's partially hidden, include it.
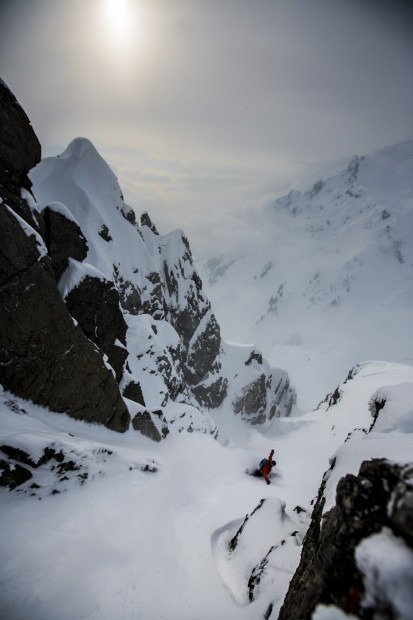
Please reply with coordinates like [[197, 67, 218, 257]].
[[260, 450, 276, 484]]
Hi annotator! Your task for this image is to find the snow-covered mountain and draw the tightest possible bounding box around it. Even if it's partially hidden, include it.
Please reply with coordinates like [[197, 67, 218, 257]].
[[198, 141, 413, 410], [1, 80, 413, 620], [28, 136, 295, 431], [0, 75, 296, 445]]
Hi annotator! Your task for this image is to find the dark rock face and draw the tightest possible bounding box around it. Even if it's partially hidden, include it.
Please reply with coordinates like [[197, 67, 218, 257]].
[[0, 82, 130, 433], [43, 205, 88, 280], [0, 217, 129, 430], [245, 350, 263, 366], [229, 499, 266, 552], [233, 375, 267, 424], [186, 313, 222, 385], [120, 205, 136, 225], [0, 174, 44, 238], [0, 201, 41, 283], [131, 410, 169, 442], [272, 374, 295, 418], [65, 275, 128, 382], [191, 376, 228, 409], [0, 80, 41, 187], [317, 365, 360, 411], [230, 362, 296, 424], [98, 224, 112, 242], [115, 274, 143, 315], [132, 411, 162, 442], [141, 211, 159, 234], [153, 349, 187, 405], [142, 271, 164, 318], [159, 239, 227, 407], [122, 378, 145, 407], [0, 81, 44, 237], [277, 459, 413, 620], [0, 458, 32, 490], [248, 544, 278, 604]]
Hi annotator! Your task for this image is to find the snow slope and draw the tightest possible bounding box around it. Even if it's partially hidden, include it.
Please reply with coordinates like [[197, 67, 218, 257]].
[[30, 138, 199, 317], [198, 140, 413, 411], [1, 360, 412, 619]]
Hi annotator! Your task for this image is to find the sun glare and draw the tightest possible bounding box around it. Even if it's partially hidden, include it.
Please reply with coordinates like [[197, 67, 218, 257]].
[[95, 0, 153, 72], [103, 0, 131, 36], [101, 0, 141, 53]]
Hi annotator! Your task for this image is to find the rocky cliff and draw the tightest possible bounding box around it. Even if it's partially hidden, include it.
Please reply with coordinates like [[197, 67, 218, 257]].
[[0, 79, 296, 440], [277, 458, 413, 620], [0, 80, 129, 432]]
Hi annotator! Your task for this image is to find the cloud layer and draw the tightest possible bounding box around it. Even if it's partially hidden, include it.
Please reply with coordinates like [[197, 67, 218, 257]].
[[1, 0, 412, 254]]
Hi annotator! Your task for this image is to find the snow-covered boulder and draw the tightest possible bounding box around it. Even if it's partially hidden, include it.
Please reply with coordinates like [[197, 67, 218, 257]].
[[212, 496, 305, 609]]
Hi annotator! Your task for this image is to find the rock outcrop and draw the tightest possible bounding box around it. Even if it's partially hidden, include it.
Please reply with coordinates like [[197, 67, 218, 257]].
[[140, 211, 159, 234], [43, 203, 88, 280], [0, 80, 130, 432], [0, 79, 41, 188], [228, 346, 296, 425], [64, 272, 128, 382], [277, 459, 413, 620]]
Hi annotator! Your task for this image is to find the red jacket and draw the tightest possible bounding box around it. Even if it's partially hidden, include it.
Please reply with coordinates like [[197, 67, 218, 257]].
[[261, 450, 275, 482]]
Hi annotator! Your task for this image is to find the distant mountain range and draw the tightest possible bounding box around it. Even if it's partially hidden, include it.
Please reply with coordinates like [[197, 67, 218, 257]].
[[198, 140, 413, 409]]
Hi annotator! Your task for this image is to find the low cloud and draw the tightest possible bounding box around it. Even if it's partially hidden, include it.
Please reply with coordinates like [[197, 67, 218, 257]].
[[2, 0, 412, 257]]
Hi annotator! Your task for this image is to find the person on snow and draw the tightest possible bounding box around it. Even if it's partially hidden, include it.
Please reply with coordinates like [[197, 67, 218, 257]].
[[260, 449, 276, 484]]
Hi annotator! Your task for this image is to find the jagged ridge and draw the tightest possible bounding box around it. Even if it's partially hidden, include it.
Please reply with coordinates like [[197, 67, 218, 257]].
[[1, 79, 296, 441]]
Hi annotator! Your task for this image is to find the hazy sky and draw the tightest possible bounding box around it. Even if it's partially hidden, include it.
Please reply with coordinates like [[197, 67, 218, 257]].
[[1, 0, 413, 255]]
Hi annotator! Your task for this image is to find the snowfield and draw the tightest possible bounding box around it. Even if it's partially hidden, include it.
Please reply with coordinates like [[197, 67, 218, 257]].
[[1, 360, 413, 619]]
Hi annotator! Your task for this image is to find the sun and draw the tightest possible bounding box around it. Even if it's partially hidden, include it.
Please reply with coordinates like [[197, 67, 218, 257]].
[[95, 0, 150, 69], [103, 0, 131, 36], [101, 0, 141, 51]]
